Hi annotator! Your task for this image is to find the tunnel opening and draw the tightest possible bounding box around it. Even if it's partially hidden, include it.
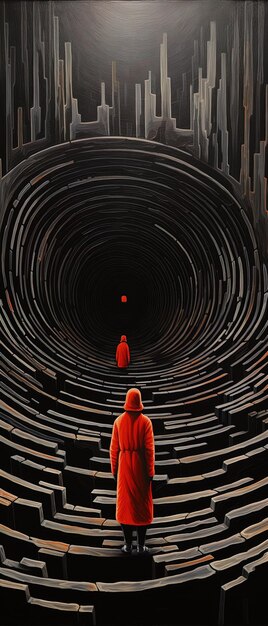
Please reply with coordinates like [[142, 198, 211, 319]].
[[1, 137, 262, 379]]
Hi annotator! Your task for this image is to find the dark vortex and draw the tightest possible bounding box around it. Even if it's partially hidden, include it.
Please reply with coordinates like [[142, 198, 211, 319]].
[[1, 137, 264, 383]]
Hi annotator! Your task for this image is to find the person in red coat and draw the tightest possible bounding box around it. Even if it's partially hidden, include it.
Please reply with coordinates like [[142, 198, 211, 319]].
[[116, 335, 130, 369], [109, 388, 155, 553]]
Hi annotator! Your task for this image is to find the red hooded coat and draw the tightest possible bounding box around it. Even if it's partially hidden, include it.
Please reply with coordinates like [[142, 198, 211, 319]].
[[116, 335, 130, 368], [110, 390, 155, 525]]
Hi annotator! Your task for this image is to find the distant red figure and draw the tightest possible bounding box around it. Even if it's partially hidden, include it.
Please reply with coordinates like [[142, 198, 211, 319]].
[[121, 295, 127, 303], [116, 335, 130, 368], [110, 388, 155, 552]]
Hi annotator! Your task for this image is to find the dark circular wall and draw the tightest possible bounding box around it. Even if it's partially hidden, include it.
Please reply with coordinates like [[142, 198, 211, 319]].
[[0, 137, 264, 383]]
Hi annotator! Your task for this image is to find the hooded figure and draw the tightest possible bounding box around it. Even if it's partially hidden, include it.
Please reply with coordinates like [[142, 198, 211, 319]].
[[109, 388, 155, 553], [116, 335, 130, 368]]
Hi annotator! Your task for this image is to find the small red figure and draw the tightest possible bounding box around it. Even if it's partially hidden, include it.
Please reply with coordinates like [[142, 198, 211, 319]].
[[121, 295, 127, 303], [116, 335, 130, 368], [110, 388, 155, 553]]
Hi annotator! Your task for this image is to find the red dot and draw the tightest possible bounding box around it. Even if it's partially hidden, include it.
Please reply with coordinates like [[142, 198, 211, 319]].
[[121, 295, 127, 303]]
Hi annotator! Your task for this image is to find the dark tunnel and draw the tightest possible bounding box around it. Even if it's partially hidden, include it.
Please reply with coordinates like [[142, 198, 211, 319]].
[[1, 137, 263, 376]]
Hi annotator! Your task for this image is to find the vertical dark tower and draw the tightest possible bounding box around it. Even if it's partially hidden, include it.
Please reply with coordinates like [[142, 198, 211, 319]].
[[229, 4, 241, 180], [0, 2, 6, 175], [111, 61, 121, 135], [30, 1, 41, 141], [240, 2, 253, 197], [64, 41, 73, 141], [45, 1, 56, 143], [4, 14, 16, 172], [18, 2, 30, 143]]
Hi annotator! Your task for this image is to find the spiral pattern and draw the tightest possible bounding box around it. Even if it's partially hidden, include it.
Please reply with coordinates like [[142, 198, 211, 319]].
[[0, 137, 267, 625]]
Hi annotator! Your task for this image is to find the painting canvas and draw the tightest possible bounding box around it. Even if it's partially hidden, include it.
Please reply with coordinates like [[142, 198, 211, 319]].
[[0, 1, 267, 625]]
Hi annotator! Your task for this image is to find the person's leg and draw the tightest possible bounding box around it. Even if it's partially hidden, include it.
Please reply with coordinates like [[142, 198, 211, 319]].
[[137, 525, 148, 549], [121, 524, 133, 550]]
